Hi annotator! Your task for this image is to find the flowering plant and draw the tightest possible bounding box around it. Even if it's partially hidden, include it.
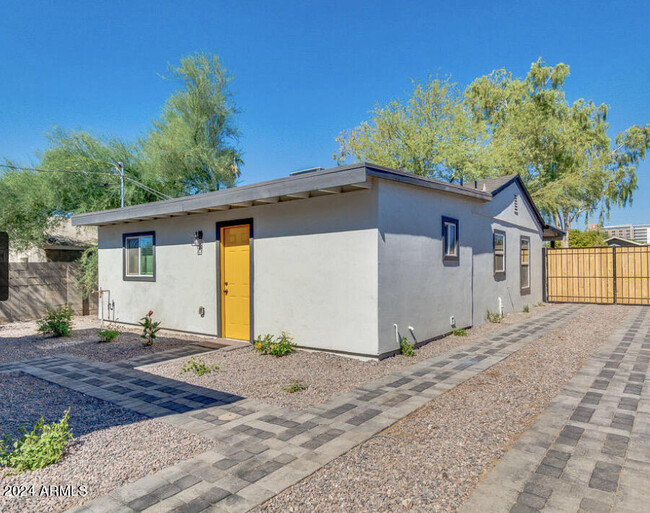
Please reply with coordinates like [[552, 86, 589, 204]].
[[139, 310, 161, 346]]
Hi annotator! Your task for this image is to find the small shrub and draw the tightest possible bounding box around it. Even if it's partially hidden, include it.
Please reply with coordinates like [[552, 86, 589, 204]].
[[283, 379, 308, 393], [181, 356, 219, 376], [486, 310, 503, 323], [37, 305, 73, 337], [254, 331, 294, 357], [452, 327, 467, 336], [400, 336, 415, 357], [97, 325, 120, 343], [523, 305, 530, 313], [0, 409, 73, 473], [139, 310, 161, 346]]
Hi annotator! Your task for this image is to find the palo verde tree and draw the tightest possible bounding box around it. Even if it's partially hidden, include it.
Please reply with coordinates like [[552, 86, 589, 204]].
[[335, 76, 487, 182], [143, 52, 242, 195], [0, 52, 242, 251], [466, 58, 650, 246]]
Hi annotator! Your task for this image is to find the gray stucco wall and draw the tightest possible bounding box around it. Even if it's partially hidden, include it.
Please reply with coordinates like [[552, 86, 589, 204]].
[[376, 179, 543, 356], [97, 189, 380, 355], [95, 176, 544, 358]]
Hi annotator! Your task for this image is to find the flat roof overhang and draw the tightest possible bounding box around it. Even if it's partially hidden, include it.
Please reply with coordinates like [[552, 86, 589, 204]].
[[71, 163, 492, 227]]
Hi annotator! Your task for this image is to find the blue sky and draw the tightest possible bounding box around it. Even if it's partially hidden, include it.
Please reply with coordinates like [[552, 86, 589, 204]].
[[1, 0, 648, 227]]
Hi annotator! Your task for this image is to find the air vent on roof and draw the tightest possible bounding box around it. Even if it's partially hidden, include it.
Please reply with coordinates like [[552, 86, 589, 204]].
[[514, 194, 519, 215], [290, 167, 325, 176]]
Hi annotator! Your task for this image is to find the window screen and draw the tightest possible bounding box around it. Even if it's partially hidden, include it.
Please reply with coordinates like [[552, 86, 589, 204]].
[[124, 233, 155, 279]]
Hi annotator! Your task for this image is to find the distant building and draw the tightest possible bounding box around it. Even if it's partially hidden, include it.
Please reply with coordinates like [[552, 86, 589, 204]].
[[9, 218, 97, 263], [605, 236, 646, 247], [600, 224, 650, 244]]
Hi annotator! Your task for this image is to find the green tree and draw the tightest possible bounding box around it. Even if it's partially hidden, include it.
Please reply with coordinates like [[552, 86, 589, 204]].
[[466, 59, 650, 246], [144, 52, 242, 195], [0, 52, 242, 251], [568, 229, 608, 248], [335, 77, 487, 182]]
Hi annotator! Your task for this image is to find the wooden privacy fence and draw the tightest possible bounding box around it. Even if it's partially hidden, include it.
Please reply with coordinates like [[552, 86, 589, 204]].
[[544, 246, 650, 305]]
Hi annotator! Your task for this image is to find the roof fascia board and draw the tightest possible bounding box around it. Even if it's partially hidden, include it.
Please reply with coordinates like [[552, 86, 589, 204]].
[[365, 165, 491, 201], [72, 165, 368, 226]]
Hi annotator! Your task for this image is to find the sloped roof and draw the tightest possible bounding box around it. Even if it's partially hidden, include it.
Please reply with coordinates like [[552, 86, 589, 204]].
[[71, 163, 563, 239]]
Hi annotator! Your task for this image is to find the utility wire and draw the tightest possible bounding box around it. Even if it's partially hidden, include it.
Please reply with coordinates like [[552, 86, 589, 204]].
[[0, 162, 172, 202], [0, 163, 113, 176]]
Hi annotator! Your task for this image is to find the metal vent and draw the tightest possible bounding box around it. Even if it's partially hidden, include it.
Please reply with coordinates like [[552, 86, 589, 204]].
[[514, 194, 519, 215]]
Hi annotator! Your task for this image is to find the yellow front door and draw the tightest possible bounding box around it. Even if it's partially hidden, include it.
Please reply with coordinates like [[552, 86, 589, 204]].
[[220, 224, 250, 340]]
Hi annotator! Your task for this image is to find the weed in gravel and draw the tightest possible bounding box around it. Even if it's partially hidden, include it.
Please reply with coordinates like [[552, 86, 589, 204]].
[[523, 305, 530, 313], [486, 310, 503, 323], [0, 409, 73, 473], [400, 336, 415, 357], [452, 327, 467, 336], [283, 379, 308, 393], [37, 305, 73, 337], [97, 325, 120, 343], [181, 356, 219, 376], [254, 331, 295, 357], [139, 310, 161, 346]]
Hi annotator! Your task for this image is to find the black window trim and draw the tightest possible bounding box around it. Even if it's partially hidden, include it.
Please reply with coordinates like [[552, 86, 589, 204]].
[[442, 216, 459, 262], [520, 235, 530, 294], [123, 231, 156, 282], [494, 230, 506, 275]]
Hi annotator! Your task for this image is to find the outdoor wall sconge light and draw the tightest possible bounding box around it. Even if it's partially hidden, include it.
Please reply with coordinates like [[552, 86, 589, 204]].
[[198, 306, 205, 318], [192, 230, 203, 255]]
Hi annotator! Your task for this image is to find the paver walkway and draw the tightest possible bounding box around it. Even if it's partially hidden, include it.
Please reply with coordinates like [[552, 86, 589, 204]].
[[3, 305, 586, 513], [460, 306, 650, 513]]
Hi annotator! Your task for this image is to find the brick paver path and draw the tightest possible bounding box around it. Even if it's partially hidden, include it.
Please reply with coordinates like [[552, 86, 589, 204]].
[[461, 306, 650, 513], [3, 305, 591, 513]]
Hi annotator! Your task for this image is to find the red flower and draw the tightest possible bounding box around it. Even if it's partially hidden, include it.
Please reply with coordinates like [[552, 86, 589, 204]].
[[147, 310, 154, 317]]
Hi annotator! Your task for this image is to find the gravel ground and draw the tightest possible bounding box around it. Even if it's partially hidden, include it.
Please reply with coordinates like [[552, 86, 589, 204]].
[[146, 303, 565, 410], [0, 373, 218, 513], [254, 304, 628, 513], [0, 316, 213, 364]]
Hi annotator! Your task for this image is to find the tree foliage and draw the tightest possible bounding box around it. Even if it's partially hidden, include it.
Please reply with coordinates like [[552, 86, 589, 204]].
[[335, 77, 486, 182], [0, 52, 241, 250], [568, 229, 608, 248], [336, 59, 650, 246], [467, 58, 650, 245]]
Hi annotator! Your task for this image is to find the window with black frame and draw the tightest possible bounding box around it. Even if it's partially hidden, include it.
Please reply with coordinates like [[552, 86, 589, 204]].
[[442, 216, 459, 262], [123, 232, 155, 281], [520, 236, 530, 293], [494, 231, 506, 275]]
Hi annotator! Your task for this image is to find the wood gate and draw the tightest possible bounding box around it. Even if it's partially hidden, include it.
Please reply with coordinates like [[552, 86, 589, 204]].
[[545, 246, 650, 305]]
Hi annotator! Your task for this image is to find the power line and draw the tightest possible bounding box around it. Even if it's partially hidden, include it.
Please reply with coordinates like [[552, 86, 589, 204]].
[[0, 163, 172, 203], [0, 163, 114, 176]]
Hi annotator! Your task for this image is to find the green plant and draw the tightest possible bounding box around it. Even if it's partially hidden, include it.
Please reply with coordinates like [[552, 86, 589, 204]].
[[486, 310, 503, 323], [523, 305, 530, 313], [97, 324, 120, 343], [283, 379, 308, 393], [139, 310, 161, 346], [181, 356, 219, 376], [37, 305, 73, 337], [0, 409, 73, 473], [452, 327, 467, 336], [400, 336, 415, 357], [535, 302, 544, 307], [254, 331, 295, 357]]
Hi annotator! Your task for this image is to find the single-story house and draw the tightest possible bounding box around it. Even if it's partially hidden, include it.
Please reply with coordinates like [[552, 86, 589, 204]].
[[72, 163, 562, 359], [605, 236, 646, 247], [10, 218, 97, 263]]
